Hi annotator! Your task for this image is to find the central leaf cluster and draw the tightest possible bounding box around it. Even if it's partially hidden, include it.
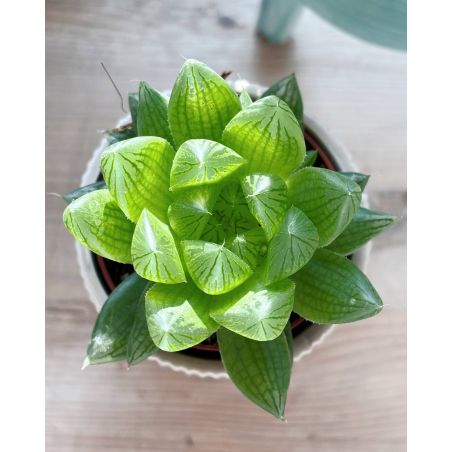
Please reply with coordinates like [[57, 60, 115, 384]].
[[63, 59, 373, 355]]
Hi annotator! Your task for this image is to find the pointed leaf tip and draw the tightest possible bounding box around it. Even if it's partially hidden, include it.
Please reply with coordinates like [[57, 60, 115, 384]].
[[86, 273, 151, 365], [262, 73, 304, 128], [287, 167, 361, 246], [81, 357, 90, 370], [131, 209, 186, 284], [101, 136, 174, 223], [326, 207, 398, 255], [137, 81, 174, 145], [210, 272, 295, 341], [181, 240, 253, 295], [292, 249, 383, 323], [265, 206, 319, 283], [168, 60, 241, 146], [170, 139, 246, 191], [218, 328, 291, 419], [145, 282, 218, 352], [63, 189, 134, 263], [241, 174, 288, 241], [222, 96, 306, 179]]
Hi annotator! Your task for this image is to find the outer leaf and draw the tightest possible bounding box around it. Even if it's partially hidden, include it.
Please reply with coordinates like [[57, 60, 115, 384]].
[[292, 248, 383, 323], [104, 93, 138, 143], [127, 281, 158, 366], [222, 95, 306, 179], [218, 327, 291, 419], [341, 172, 370, 191], [168, 186, 219, 240], [262, 73, 304, 128], [241, 174, 288, 240], [170, 139, 246, 191], [225, 227, 267, 268], [168, 59, 241, 146], [101, 136, 174, 223], [145, 282, 218, 352], [287, 167, 362, 246], [300, 150, 318, 168], [239, 89, 253, 108], [137, 81, 174, 145], [63, 181, 106, 204], [326, 207, 397, 255], [210, 272, 295, 341], [104, 126, 136, 145], [181, 240, 253, 295], [283, 321, 293, 362], [128, 92, 139, 133], [63, 189, 134, 263], [131, 209, 186, 284], [84, 273, 149, 366], [213, 182, 258, 236], [265, 206, 319, 283]]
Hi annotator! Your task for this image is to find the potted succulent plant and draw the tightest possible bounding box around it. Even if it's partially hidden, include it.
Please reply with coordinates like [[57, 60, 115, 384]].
[[62, 59, 396, 419]]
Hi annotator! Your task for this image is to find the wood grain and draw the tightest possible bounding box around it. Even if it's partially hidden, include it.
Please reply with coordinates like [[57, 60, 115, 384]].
[[46, 0, 406, 450]]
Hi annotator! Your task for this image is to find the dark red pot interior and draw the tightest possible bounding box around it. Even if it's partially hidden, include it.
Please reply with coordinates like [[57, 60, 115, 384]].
[[93, 127, 336, 359]]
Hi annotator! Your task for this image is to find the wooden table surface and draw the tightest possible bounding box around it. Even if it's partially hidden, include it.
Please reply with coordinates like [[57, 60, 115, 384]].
[[46, 1, 406, 451]]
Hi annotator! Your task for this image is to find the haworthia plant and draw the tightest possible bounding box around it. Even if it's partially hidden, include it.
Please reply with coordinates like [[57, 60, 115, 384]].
[[63, 60, 396, 419]]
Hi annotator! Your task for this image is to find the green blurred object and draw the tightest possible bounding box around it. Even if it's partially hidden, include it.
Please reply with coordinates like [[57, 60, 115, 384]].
[[257, 0, 304, 44], [257, 0, 407, 50]]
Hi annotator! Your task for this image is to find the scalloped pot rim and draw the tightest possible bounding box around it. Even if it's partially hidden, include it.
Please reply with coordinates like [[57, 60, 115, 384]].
[[75, 81, 371, 379]]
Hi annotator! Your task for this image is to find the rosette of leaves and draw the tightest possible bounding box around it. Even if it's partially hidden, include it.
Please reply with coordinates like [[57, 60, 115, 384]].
[[63, 59, 397, 419]]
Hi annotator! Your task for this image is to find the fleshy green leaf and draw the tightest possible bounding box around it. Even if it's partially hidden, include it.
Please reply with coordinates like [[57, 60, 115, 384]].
[[63, 189, 134, 263], [137, 81, 174, 145], [326, 207, 397, 255], [300, 150, 318, 168], [127, 282, 158, 366], [104, 93, 138, 143], [84, 273, 149, 366], [168, 186, 219, 240], [101, 136, 174, 223], [225, 227, 267, 268], [131, 209, 186, 284], [128, 92, 139, 133], [210, 272, 294, 341], [104, 126, 136, 145], [222, 95, 306, 179], [218, 327, 292, 419], [341, 172, 370, 191], [169, 139, 246, 191], [145, 282, 218, 352], [168, 59, 241, 147], [239, 89, 253, 108], [63, 181, 106, 204], [241, 174, 288, 240], [292, 248, 383, 323], [265, 206, 319, 283], [262, 73, 304, 128], [287, 167, 362, 246], [181, 240, 253, 295], [283, 321, 293, 362], [199, 212, 226, 243], [213, 182, 259, 236]]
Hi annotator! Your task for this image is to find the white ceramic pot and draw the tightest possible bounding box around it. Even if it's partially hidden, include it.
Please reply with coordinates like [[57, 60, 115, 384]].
[[76, 81, 370, 379]]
